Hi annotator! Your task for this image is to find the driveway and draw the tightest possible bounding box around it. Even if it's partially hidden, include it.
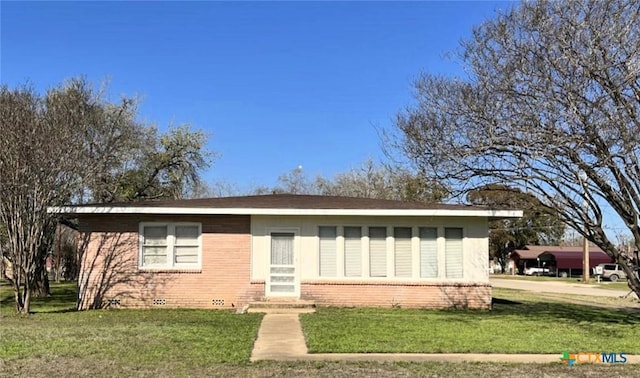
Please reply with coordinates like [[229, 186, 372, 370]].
[[490, 277, 637, 298]]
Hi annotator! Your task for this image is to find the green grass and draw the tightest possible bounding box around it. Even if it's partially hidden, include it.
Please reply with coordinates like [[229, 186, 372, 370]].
[[2, 359, 638, 378], [491, 274, 633, 291], [491, 274, 578, 282], [300, 289, 640, 354], [3, 281, 640, 376], [0, 282, 264, 368], [592, 281, 633, 291], [0, 280, 78, 313]]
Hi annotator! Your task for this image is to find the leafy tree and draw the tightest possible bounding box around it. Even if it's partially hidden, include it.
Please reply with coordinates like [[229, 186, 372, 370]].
[[467, 185, 565, 273], [393, 0, 640, 295], [91, 125, 211, 202], [0, 79, 212, 313]]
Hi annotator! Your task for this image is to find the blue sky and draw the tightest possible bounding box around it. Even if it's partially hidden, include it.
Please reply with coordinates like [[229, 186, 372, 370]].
[[1, 1, 512, 192]]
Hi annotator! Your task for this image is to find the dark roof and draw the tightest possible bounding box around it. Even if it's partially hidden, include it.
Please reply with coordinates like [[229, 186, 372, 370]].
[[68, 194, 488, 211], [510, 249, 541, 260]]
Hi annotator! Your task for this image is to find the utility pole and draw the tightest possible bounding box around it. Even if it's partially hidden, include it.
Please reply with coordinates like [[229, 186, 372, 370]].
[[580, 171, 590, 283], [583, 236, 590, 282]]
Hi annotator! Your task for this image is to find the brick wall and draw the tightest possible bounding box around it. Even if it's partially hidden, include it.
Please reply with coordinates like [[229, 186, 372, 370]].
[[301, 281, 492, 309], [77, 214, 261, 310], [77, 214, 491, 310]]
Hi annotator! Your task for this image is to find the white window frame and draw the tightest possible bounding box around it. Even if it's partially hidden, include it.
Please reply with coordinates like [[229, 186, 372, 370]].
[[313, 223, 468, 281], [139, 222, 202, 270]]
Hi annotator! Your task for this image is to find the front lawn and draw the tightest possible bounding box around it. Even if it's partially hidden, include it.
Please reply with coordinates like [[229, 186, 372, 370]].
[[300, 289, 640, 354], [0, 282, 263, 369], [2, 282, 640, 376]]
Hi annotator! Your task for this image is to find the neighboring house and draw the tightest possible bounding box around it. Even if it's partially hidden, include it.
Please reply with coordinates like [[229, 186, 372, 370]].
[[49, 194, 521, 310], [510, 245, 613, 277]]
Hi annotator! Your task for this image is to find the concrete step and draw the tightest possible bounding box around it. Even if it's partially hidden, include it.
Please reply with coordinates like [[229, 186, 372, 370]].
[[247, 300, 316, 313]]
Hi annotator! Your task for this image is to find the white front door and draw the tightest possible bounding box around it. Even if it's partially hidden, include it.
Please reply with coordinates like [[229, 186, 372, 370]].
[[266, 232, 298, 297]]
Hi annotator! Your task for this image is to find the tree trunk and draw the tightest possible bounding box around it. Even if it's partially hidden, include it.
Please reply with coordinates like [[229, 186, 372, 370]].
[[13, 281, 30, 314], [33, 265, 50, 298]]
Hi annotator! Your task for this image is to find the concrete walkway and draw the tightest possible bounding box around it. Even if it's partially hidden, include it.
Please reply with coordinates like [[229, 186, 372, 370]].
[[250, 313, 640, 363], [250, 312, 308, 361]]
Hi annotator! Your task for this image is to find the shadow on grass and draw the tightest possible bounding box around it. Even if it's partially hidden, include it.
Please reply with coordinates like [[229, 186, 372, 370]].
[[313, 295, 640, 328], [0, 281, 77, 314], [490, 296, 640, 325], [491, 297, 522, 305]]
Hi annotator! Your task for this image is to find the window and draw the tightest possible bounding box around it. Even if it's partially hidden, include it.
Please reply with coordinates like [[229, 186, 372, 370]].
[[394, 227, 412, 277], [141, 225, 168, 265], [344, 227, 362, 277], [445, 228, 463, 278], [369, 227, 387, 277], [419, 227, 438, 278], [318, 227, 337, 277], [174, 225, 200, 264], [140, 223, 201, 269]]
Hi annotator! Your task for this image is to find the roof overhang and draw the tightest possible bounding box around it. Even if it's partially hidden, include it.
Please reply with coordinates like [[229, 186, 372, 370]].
[[47, 206, 522, 218]]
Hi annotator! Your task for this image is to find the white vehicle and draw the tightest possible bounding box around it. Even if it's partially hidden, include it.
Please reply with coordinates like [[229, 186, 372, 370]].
[[593, 263, 627, 282], [523, 267, 551, 276]]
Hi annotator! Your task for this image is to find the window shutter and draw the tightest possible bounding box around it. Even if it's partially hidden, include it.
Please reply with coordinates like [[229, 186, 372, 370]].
[[445, 228, 463, 278], [319, 226, 337, 277], [369, 227, 387, 277], [394, 227, 412, 277], [420, 227, 438, 278], [344, 227, 362, 277]]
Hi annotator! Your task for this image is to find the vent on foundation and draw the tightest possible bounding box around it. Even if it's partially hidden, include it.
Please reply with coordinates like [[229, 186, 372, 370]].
[[211, 299, 225, 306], [153, 298, 166, 306], [107, 299, 121, 306]]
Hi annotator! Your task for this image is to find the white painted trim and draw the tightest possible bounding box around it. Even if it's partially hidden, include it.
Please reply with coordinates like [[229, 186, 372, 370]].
[[48, 206, 522, 218], [265, 228, 301, 298], [138, 222, 202, 270]]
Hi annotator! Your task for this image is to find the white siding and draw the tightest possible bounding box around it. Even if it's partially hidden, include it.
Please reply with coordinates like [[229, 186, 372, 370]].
[[250, 215, 489, 283]]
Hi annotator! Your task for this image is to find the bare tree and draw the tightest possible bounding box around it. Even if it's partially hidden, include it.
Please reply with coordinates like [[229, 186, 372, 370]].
[[393, 0, 640, 295], [255, 160, 447, 202], [186, 180, 241, 199], [467, 185, 565, 273], [316, 159, 447, 202], [251, 166, 320, 195], [0, 79, 212, 313], [0, 83, 91, 312]]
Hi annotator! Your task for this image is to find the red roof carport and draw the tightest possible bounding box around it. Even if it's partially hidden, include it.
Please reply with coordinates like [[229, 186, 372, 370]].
[[539, 250, 613, 269]]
